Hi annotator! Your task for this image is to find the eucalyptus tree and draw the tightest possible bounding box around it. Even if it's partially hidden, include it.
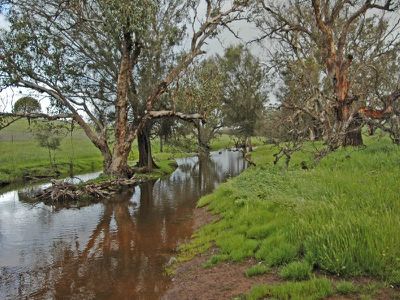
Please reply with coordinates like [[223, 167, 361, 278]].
[[13, 96, 41, 114], [174, 57, 225, 155], [254, 0, 400, 148], [0, 96, 42, 128], [220, 45, 268, 151], [0, 0, 251, 177]]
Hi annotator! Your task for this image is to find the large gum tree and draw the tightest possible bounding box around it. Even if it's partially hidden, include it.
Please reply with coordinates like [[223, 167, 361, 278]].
[[0, 0, 250, 177], [254, 0, 400, 147]]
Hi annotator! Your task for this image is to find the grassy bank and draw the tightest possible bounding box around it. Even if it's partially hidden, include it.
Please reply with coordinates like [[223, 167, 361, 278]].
[[0, 119, 262, 184], [176, 135, 400, 299]]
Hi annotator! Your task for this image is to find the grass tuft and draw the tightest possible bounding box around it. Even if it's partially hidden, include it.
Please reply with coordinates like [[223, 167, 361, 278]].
[[202, 254, 230, 268], [245, 264, 270, 277], [279, 261, 312, 281], [255, 237, 299, 266], [336, 281, 358, 295], [246, 278, 333, 300]]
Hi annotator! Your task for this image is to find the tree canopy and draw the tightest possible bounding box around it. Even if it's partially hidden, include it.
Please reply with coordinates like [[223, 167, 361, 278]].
[[0, 0, 251, 176], [13, 97, 41, 114]]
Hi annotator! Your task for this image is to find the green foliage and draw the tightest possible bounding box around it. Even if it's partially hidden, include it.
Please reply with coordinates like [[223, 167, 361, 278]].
[[279, 261, 312, 281], [244, 264, 270, 277], [100, 0, 156, 34], [335, 281, 358, 295], [13, 96, 41, 114], [31, 121, 67, 167], [32, 122, 64, 150], [246, 278, 333, 300], [220, 45, 268, 139]]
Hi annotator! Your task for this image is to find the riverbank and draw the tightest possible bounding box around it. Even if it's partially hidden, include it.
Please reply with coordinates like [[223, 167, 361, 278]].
[[165, 136, 400, 299]]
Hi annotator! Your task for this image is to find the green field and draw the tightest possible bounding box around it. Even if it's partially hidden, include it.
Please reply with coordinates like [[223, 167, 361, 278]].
[[0, 120, 103, 184], [0, 119, 261, 184], [176, 135, 400, 299]]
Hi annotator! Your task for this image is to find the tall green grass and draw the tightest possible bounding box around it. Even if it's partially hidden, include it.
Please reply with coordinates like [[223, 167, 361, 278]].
[[178, 135, 400, 289], [246, 278, 334, 300]]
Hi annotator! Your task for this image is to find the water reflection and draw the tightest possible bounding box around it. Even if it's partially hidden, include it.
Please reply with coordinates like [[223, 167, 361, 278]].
[[0, 150, 247, 299]]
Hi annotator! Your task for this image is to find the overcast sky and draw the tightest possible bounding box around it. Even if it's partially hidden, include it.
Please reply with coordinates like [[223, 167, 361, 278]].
[[204, 19, 264, 57], [0, 13, 9, 29]]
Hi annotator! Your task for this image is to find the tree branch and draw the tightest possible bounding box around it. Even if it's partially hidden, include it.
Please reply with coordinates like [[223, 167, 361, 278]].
[[147, 110, 204, 122]]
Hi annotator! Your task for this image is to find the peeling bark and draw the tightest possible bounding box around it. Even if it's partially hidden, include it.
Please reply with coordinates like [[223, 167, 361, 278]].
[[107, 31, 136, 178]]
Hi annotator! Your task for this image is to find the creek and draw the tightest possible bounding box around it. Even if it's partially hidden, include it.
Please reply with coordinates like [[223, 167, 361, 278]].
[[0, 150, 247, 299]]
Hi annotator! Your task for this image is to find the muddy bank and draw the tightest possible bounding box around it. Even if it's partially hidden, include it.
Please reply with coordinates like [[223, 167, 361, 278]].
[[163, 208, 279, 300], [163, 253, 279, 300]]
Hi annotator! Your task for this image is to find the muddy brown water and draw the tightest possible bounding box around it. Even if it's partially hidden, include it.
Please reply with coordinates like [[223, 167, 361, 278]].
[[0, 150, 247, 299]]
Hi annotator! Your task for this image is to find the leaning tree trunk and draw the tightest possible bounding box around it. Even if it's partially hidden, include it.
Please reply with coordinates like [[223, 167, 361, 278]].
[[106, 31, 135, 177], [137, 123, 158, 170]]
